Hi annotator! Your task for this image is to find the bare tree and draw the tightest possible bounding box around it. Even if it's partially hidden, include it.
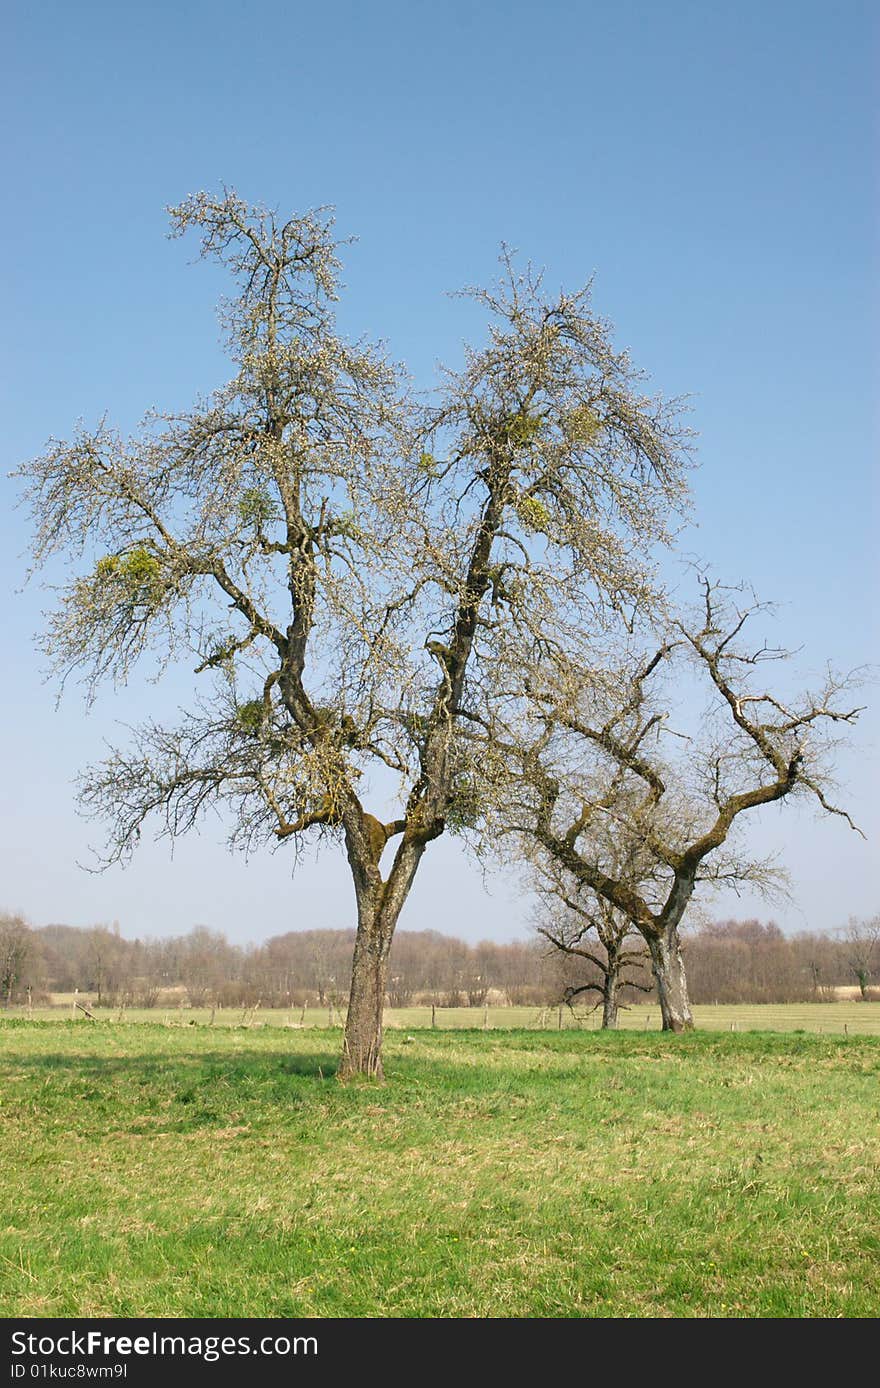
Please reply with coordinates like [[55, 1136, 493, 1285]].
[[16, 191, 690, 1077], [536, 886, 651, 1028], [83, 925, 127, 1005], [0, 913, 33, 1007], [837, 915, 880, 1000], [493, 579, 863, 1030]]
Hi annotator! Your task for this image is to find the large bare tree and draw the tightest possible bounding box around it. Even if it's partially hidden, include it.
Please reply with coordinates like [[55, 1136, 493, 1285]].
[[16, 191, 690, 1076], [493, 579, 863, 1030]]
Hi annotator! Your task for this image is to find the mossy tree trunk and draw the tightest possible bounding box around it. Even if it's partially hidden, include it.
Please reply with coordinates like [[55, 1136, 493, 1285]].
[[647, 927, 693, 1032], [339, 826, 427, 1081]]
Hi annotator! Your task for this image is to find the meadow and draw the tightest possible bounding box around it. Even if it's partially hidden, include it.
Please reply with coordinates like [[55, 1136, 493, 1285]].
[[1, 1017, 878, 1318], [15, 998, 880, 1034]]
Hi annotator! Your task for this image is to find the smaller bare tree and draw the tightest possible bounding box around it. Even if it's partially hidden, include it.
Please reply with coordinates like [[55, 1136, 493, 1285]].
[[536, 884, 651, 1028], [838, 915, 880, 1000], [0, 913, 33, 1008], [489, 577, 864, 1031]]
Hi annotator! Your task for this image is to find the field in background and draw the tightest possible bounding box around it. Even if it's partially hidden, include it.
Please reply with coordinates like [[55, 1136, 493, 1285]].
[[8, 998, 880, 1035], [1, 1020, 878, 1318]]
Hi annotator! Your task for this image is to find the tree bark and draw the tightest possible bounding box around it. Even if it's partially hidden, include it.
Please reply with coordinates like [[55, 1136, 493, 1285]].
[[340, 909, 389, 1080], [339, 831, 426, 1080], [601, 970, 619, 1029], [647, 929, 693, 1032]]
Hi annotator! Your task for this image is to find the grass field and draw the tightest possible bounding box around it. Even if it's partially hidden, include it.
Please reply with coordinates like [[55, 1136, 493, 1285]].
[[13, 998, 880, 1034], [1, 1019, 878, 1318]]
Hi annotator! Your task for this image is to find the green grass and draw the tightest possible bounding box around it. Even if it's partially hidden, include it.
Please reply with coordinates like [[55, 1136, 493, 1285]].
[[1, 1021, 878, 1317]]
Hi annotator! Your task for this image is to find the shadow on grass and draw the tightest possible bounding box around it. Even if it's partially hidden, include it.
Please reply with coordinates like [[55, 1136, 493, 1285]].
[[278, 1053, 340, 1078], [0, 1027, 869, 1104], [0, 1047, 341, 1082]]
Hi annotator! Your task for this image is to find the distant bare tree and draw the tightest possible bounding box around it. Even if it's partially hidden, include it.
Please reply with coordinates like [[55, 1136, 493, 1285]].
[[22, 914, 871, 1010], [838, 915, 880, 1000], [84, 925, 127, 1005], [17, 190, 690, 1077], [0, 913, 32, 1007], [686, 919, 805, 1003], [538, 891, 651, 1028]]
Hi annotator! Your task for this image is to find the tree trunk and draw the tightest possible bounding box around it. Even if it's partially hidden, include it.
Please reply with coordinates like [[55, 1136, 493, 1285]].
[[601, 970, 619, 1029], [647, 929, 694, 1032], [340, 913, 389, 1080], [339, 832, 426, 1080]]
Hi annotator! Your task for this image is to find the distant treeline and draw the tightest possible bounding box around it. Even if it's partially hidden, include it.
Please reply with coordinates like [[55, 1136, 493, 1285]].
[[1, 912, 874, 1009]]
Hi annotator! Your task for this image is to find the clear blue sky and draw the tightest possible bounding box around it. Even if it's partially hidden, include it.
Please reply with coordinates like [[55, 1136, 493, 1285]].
[[1, 0, 876, 944]]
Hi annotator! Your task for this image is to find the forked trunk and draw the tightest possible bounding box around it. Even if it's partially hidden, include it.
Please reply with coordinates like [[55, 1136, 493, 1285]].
[[648, 929, 693, 1032], [339, 832, 426, 1080]]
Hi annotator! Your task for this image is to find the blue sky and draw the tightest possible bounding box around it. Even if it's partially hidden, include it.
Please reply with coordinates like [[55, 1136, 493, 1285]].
[[1, 0, 876, 943]]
